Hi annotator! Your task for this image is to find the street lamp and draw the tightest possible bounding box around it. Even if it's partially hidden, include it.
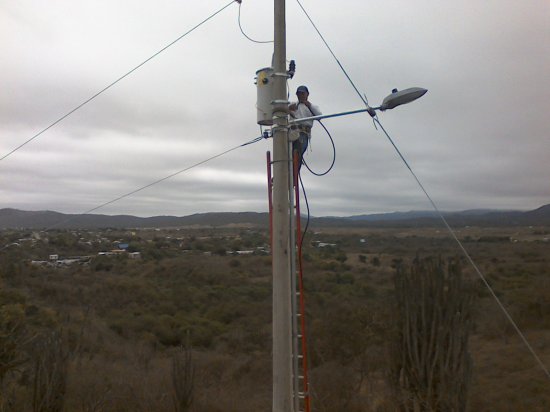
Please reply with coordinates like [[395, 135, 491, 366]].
[[289, 86, 428, 125], [376, 87, 428, 111]]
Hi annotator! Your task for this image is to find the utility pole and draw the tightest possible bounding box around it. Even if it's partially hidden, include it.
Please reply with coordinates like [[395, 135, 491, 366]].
[[271, 0, 293, 411]]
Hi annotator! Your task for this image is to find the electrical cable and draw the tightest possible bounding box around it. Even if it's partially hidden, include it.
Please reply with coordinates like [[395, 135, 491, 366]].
[[237, 2, 273, 44], [298, 172, 310, 251], [302, 120, 335, 176], [297, 0, 550, 380], [15, 134, 265, 234], [0, 0, 237, 164]]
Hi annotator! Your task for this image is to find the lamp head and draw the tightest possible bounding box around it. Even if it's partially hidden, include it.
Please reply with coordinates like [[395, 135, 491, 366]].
[[379, 87, 428, 111]]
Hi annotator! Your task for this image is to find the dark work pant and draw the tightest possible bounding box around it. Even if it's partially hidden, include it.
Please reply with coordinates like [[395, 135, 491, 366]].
[[292, 132, 309, 172]]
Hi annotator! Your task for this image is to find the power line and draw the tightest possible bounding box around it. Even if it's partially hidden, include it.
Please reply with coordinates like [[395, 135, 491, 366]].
[[0, 0, 237, 164], [298, 172, 310, 251], [238, 2, 273, 44], [40, 135, 265, 231], [0, 134, 264, 244], [296, 0, 550, 380]]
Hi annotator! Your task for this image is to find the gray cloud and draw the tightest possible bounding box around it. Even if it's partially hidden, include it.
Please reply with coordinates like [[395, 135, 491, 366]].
[[1, 0, 548, 218]]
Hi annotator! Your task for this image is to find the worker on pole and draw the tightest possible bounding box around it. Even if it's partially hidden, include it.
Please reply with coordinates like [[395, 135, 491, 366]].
[[289, 85, 322, 169]]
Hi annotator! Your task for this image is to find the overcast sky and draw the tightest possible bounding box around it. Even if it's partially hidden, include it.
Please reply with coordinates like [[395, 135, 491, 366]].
[[1, 0, 548, 218]]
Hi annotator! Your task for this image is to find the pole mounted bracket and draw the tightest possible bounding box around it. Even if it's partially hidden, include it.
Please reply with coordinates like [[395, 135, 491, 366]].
[[366, 106, 377, 118], [272, 71, 291, 79], [272, 99, 290, 114], [272, 125, 289, 134]]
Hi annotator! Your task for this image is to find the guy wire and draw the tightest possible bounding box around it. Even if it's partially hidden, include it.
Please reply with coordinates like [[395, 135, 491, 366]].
[[297, 0, 550, 380]]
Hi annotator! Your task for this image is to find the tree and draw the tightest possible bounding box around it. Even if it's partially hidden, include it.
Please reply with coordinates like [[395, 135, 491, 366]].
[[390, 257, 474, 411]]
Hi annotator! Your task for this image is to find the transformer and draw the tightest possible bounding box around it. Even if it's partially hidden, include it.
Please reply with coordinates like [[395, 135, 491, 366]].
[[255, 67, 274, 125]]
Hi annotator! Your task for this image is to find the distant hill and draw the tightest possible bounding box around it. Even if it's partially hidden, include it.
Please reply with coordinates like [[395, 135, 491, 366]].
[[346, 209, 503, 222], [0, 205, 548, 230], [326, 205, 550, 227], [0, 209, 268, 230]]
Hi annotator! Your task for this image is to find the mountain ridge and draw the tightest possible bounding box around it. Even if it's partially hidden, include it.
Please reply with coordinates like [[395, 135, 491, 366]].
[[0, 205, 549, 229]]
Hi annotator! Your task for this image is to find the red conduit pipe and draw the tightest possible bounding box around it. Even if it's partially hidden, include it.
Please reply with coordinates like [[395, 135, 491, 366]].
[[293, 151, 311, 412]]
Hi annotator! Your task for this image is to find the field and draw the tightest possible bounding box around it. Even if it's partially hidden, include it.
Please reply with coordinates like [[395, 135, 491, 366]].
[[1, 224, 549, 411]]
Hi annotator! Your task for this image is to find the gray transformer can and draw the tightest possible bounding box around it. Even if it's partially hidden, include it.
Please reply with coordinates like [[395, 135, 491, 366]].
[[255, 67, 274, 126]]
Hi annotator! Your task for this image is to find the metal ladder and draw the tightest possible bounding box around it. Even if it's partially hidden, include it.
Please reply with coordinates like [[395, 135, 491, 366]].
[[266, 149, 311, 412], [291, 150, 311, 412]]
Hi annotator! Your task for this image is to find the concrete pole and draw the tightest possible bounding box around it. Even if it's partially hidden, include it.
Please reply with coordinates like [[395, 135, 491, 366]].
[[271, 0, 293, 411]]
